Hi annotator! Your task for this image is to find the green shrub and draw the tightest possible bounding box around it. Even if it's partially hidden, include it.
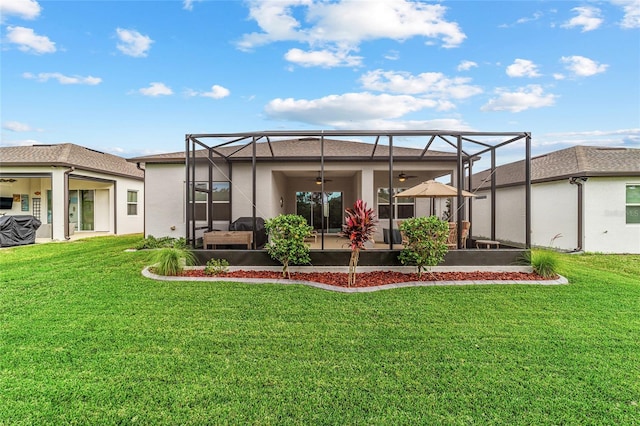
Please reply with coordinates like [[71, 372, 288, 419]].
[[204, 258, 230, 276], [135, 235, 184, 250], [265, 214, 313, 278], [152, 247, 195, 276], [526, 250, 560, 278], [399, 216, 449, 278]]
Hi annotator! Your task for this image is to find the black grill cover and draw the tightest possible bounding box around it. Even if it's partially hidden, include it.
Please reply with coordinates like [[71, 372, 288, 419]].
[[0, 215, 42, 247], [228, 217, 267, 249]]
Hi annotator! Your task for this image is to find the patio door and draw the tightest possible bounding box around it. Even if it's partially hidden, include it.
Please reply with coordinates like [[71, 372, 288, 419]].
[[296, 191, 343, 233], [69, 190, 94, 231]]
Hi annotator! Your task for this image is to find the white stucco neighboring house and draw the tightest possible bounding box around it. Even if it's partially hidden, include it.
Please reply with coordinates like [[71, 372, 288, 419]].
[[471, 146, 640, 254], [0, 143, 144, 241]]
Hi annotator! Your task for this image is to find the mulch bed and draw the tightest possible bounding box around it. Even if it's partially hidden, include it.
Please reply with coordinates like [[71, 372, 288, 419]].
[[179, 269, 553, 288]]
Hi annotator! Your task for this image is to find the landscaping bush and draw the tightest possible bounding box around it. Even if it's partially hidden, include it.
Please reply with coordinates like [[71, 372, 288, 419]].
[[399, 215, 449, 278], [264, 214, 313, 278], [135, 235, 185, 250], [526, 249, 560, 278], [341, 200, 377, 287], [204, 258, 230, 276], [152, 247, 195, 276]]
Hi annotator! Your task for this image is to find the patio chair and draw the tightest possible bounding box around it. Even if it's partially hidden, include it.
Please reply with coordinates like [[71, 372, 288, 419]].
[[396, 220, 409, 245], [446, 222, 457, 249], [461, 221, 470, 248]]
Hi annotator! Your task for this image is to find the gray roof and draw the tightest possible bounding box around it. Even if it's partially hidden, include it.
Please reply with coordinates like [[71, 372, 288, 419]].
[[128, 137, 458, 164], [0, 143, 144, 180], [472, 146, 640, 189]]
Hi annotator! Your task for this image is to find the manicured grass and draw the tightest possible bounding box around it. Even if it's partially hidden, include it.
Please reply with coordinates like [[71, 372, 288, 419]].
[[1, 236, 639, 424]]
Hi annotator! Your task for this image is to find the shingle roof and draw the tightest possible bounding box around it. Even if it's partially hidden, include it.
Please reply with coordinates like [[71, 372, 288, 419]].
[[128, 137, 457, 163], [0, 143, 144, 179], [472, 146, 640, 189]]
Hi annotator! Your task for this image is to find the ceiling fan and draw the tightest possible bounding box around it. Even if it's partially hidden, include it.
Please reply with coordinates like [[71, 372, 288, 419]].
[[314, 175, 332, 185], [307, 172, 333, 185], [397, 172, 417, 182]]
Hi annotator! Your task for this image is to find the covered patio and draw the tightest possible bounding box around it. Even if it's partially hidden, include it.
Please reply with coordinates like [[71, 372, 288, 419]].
[[184, 129, 532, 265]]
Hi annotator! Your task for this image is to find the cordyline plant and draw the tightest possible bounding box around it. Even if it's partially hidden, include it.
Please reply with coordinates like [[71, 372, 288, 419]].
[[399, 215, 449, 279], [265, 214, 313, 278], [341, 199, 378, 287]]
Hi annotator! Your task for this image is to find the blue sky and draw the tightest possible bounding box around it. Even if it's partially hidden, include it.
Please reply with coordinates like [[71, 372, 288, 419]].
[[1, 0, 639, 161]]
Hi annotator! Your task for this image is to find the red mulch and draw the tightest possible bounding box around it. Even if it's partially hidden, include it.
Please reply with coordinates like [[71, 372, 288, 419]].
[[179, 269, 553, 288]]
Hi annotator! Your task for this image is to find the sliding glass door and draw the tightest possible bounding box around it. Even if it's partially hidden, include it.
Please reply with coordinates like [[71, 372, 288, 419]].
[[68, 190, 94, 231], [296, 191, 343, 233]]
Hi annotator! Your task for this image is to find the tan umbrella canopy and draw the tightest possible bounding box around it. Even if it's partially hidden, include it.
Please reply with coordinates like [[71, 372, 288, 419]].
[[394, 180, 476, 198]]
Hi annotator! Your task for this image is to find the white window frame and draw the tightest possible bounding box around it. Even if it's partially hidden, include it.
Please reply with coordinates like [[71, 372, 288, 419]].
[[127, 190, 138, 216], [377, 187, 415, 220], [626, 184, 640, 224]]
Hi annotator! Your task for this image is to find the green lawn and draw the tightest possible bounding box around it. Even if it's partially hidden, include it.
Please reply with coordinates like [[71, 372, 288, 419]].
[[1, 235, 639, 425]]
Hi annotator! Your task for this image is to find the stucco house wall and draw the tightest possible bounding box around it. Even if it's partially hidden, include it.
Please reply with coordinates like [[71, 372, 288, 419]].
[[583, 177, 640, 253]]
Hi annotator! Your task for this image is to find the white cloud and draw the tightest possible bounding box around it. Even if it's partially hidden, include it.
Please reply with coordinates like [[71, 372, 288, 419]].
[[284, 47, 362, 67], [500, 11, 544, 28], [237, 0, 466, 62], [561, 6, 603, 32], [183, 0, 202, 11], [481, 85, 557, 112], [457, 60, 477, 71], [6, 26, 55, 54], [611, 0, 640, 29], [506, 59, 541, 78], [384, 50, 400, 61], [116, 28, 153, 57], [22, 72, 102, 85], [360, 69, 483, 100], [538, 128, 640, 148], [265, 92, 442, 126], [0, 0, 41, 21], [2, 121, 32, 132], [560, 55, 608, 76], [139, 82, 173, 97], [186, 84, 230, 99]]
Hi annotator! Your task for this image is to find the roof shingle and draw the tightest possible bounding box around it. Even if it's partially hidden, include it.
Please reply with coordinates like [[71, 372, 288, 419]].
[[472, 146, 640, 189], [0, 143, 144, 179]]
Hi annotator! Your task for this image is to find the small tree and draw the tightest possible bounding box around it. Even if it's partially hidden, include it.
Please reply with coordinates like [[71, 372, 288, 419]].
[[265, 214, 313, 278], [341, 200, 377, 287], [399, 216, 449, 279]]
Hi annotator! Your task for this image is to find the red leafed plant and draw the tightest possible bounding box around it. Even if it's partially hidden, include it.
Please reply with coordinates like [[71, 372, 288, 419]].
[[341, 199, 378, 287]]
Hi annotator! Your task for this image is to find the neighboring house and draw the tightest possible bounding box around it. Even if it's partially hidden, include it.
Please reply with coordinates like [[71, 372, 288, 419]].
[[129, 131, 531, 248], [0, 143, 144, 241], [471, 146, 640, 254]]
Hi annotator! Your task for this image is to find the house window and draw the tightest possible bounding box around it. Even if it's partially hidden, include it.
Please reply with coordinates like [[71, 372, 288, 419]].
[[626, 184, 640, 224], [127, 190, 138, 215], [210, 182, 230, 220], [190, 181, 230, 221], [377, 188, 414, 220]]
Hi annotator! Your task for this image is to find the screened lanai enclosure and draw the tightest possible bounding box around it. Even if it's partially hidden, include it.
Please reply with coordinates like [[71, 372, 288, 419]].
[[184, 130, 532, 266]]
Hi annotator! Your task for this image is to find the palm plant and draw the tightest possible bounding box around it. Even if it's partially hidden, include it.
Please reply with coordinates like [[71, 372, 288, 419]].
[[341, 200, 377, 287]]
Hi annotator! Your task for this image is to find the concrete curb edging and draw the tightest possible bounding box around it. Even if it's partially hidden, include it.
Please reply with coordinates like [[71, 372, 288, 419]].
[[142, 267, 569, 293]]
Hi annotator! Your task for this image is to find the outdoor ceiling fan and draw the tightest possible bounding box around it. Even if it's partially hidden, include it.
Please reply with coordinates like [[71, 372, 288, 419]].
[[314, 175, 332, 185], [397, 172, 417, 182]]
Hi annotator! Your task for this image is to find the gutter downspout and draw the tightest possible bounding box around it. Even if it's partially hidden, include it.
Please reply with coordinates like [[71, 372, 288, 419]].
[[137, 162, 145, 237], [63, 167, 75, 240], [569, 177, 587, 251]]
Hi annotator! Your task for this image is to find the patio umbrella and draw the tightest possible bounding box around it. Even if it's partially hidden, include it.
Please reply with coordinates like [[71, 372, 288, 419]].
[[394, 180, 476, 198]]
